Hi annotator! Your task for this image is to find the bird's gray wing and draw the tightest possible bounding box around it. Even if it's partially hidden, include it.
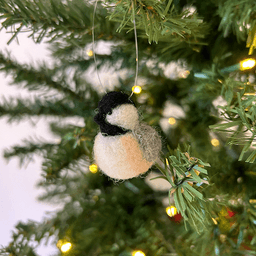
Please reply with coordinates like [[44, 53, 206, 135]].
[[133, 122, 162, 162]]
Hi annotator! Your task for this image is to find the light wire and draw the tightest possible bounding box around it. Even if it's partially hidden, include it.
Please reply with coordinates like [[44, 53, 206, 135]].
[[92, 0, 107, 93]]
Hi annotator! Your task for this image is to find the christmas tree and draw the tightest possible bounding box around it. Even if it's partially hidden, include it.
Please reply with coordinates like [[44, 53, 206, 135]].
[[1, 0, 256, 255]]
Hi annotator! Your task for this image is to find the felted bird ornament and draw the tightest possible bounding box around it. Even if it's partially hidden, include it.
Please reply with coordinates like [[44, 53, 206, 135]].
[[93, 91, 162, 180]]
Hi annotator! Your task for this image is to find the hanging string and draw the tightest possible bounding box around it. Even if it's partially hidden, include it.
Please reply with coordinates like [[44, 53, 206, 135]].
[[129, 0, 139, 100], [92, 0, 138, 96], [92, 0, 107, 94]]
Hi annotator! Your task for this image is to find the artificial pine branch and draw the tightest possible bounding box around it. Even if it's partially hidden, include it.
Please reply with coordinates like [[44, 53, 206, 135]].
[[0, 218, 58, 256], [154, 145, 218, 233], [106, 0, 209, 44], [1, 0, 256, 255], [0, 51, 84, 101], [0, 97, 91, 122], [210, 78, 256, 163], [49, 123, 86, 137], [11, 173, 173, 255], [216, 0, 256, 42], [39, 116, 97, 182], [0, 0, 92, 43], [3, 139, 57, 167], [41, 139, 92, 181]]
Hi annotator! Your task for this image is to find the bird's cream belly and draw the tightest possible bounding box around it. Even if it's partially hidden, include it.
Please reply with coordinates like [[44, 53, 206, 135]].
[[93, 132, 153, 179]]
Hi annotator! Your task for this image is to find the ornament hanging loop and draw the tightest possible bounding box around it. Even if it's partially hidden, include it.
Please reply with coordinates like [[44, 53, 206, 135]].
[[92, 0, 107, 94], [92, 0, 138, 97], [129, 0, 139, 100]]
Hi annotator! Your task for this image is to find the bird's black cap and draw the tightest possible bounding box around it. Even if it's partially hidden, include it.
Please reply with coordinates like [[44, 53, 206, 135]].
[[94, 91, 135, 136]]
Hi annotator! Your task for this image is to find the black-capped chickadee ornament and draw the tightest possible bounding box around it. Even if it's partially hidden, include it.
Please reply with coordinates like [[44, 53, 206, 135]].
[[93, 91, 162, 180]]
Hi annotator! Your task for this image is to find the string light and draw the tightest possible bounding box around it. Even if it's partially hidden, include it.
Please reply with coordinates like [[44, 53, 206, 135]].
[[179, 70, 190, 78], [89, 164, 98, 173], [166, 206, 177, 217], [244, 92, 255, 95], [168, 117, 176, 125], [240, 58, 256, 71], [220, 234, 227, 243], [212, 218, 218, 225], [211, 138, 220, 147], [61, 242, 72, 253], [57, 240, 72, 253], [247, 26, 256, 55], [132, 85, 142, 94], [132, 250, 146, 256], [87, 50, 93, 57], [195, 58, 256, 78]]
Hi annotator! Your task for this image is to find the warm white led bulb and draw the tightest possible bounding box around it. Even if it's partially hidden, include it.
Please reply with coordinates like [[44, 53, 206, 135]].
[[240, 58, 256, 71], [211, 138, 220, 147], [87, 50, 93, 57], [132, 250, 146, 256], [61, 242, 72, 253], [89, 164, 98, 173], [168, 117, 176, 125], [132, 85, 142, 94], [166, 206, 177, 217]]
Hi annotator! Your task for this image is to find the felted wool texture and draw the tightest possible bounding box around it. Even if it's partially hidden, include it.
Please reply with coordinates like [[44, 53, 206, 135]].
[[94, 91, 135, 136], [93, 90, 162, 180], [133, 122, 162, 163], [93, 132, 153, 180], [106, 104, 139, 131]]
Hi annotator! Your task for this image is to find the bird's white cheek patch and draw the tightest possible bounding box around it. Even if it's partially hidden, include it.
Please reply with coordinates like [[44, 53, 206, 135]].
[[106, 104, 139, 131]]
